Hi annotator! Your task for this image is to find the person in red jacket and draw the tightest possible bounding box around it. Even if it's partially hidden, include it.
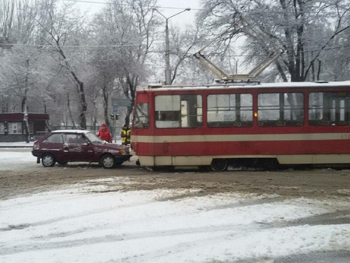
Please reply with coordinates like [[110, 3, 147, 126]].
[[96, 123, 113, 143]]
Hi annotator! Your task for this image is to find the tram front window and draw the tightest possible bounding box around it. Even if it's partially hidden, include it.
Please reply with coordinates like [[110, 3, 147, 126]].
[[133, 103, 149, 129]]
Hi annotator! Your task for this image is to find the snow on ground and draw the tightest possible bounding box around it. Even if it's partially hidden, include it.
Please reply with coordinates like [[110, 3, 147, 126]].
[[0, 143, 36, 170], [1, 150, 350, 263], [1, 185, 349, 263], [0, 141, 34, 148], [0, 141, 120, 170]]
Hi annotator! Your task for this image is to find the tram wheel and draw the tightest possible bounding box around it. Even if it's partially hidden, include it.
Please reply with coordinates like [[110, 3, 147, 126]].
[[210, 159, 228, 172]]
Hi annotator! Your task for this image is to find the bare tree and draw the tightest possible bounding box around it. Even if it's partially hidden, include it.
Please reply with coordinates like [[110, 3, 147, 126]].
[[0, 0, 59, 141], [89, 10, 128, 126], [0, 46, 53, 140], [166, 25, 203, 84], [0, 0, 15, 43], [197, 0, 350, 82], [90, 0, 156, 126], [37, 0, 89, 128]]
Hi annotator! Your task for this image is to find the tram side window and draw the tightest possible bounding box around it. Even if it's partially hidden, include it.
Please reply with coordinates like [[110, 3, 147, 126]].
[[258, 93, 304, 126], [207, 94, 253, 127], [155, 95, 202, 128], [309, 92, 350, 126], [133, 103, 149, 129]]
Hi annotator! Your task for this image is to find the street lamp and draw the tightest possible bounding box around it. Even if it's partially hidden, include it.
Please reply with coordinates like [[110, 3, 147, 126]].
[[153, 8, 191, 85]]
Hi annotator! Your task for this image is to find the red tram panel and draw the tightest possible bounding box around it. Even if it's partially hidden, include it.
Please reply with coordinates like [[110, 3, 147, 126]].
[[131, 81, 350, 171]]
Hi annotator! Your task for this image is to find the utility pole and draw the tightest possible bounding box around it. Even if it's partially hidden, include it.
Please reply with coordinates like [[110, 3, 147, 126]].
[[153, 8, 191, 85]]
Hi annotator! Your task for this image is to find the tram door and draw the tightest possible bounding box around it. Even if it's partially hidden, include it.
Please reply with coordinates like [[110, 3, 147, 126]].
[[309, 92, 350, 125], [154, 94, 203, 166], [330, 97, 349, 123], [325, 92, 350, 124]]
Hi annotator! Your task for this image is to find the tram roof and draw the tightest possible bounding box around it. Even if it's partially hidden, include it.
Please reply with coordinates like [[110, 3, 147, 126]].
[[146, 81, 350, 91]]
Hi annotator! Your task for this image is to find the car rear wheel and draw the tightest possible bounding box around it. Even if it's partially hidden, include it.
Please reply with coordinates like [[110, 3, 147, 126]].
[[42, 154, 56, 167], [101, 154, 115, 169]]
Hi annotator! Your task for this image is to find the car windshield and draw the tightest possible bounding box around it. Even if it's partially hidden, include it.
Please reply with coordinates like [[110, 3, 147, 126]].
[[85, 132, 104, 144]]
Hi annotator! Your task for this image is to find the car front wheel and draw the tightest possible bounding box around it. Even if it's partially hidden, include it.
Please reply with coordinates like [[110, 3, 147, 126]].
[[42, 153, 56, 167], [101, 154, 115, 169]]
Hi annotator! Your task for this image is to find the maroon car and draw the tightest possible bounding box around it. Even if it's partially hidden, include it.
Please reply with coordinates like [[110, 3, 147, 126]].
[[32, 130, 131, 168]]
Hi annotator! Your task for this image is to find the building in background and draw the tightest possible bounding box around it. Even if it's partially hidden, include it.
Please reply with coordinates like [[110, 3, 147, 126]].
[[0, 113, 50, 142]]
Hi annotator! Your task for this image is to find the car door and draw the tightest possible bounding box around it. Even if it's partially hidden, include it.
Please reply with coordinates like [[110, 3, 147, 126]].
[[63, 133, 94, 162], [41, 133, 65, 160]]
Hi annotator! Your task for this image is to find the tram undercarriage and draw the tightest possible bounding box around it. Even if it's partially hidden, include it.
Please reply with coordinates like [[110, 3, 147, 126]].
[[136, 155, 350, 172]]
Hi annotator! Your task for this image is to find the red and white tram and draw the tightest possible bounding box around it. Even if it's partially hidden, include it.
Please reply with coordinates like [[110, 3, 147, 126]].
[[131, 81, 350, 171]]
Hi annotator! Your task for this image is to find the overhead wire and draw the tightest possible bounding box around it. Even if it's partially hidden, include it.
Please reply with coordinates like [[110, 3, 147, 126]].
[[3, 1, 349, 55], [1, 42, 350, 55], [64, 0, 350, 15], [63, 0, 203, 10]]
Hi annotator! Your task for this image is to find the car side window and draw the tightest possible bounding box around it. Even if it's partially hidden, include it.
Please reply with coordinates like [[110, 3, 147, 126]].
[[75, 135, 87, 144], [44, 134, 63, 143], [65, 134, 87, 144]]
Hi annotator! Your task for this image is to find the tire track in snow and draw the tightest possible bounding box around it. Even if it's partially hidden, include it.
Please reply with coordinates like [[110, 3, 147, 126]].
[[0, 223, 264, 256]]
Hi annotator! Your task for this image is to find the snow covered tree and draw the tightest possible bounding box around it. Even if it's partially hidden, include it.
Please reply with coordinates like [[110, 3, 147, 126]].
[[197, 0, 350, 82], [36, 0, 90, 128], [90, 0, 157, 126]]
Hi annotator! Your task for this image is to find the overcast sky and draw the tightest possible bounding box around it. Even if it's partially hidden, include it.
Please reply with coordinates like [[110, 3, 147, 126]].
[[71, 0, 200, 26], [154, 0, 200, 25]]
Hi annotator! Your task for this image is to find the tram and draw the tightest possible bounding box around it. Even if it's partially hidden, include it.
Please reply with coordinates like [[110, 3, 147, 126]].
[[131, 81, 350, 171]]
